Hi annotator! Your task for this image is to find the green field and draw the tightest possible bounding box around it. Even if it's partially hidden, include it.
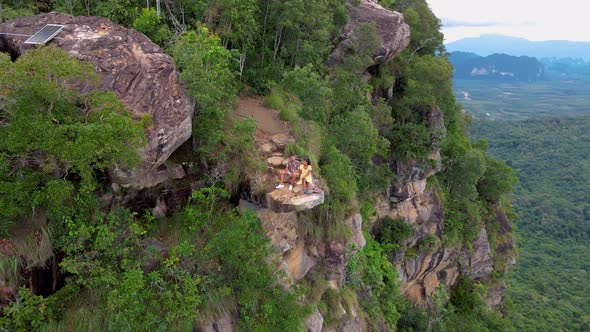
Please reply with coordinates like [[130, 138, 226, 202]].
[[454, 79, 590, 120]]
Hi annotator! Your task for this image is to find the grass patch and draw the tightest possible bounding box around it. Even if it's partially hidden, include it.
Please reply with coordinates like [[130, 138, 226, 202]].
[[263, 86, 302, 122]]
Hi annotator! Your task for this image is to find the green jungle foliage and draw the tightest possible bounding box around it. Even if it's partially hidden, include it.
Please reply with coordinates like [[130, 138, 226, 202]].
[[0, 0, 518, 330], [472, 117, 590, 331]]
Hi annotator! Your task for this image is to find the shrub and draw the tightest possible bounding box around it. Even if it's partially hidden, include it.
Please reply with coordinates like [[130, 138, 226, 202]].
[[320, 146, 357, 205], [0, 287, 56, 330], [132, 8, 172, 46], [388, 122, 432, 160], [171, 26, 236, 158], [282, 65, 333, 125], [375, 216, 415, 254]]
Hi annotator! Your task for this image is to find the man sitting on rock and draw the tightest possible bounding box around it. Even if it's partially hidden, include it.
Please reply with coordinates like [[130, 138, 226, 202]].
[[276, 155, 300, 191]]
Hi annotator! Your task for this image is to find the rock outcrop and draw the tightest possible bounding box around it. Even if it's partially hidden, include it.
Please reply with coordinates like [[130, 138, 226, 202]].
[[460, 228, 494, 280], [329, 0, 411, 67], [390, 107, 445, 203], [0, 13, 194, 188], [266, 189, 325, 213], [372, 103, 516, 306], [304, 310, 324, 332]]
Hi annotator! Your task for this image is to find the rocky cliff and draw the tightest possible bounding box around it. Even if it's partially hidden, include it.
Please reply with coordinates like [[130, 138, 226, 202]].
[[0, 12, 194, 189], [329, 0, 410, 66], [376, 106, 516, 306], [238, 2, 514, 330]]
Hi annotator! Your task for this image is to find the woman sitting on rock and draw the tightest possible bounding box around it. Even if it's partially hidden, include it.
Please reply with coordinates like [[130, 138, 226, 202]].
[[298, 158, 313, 195]]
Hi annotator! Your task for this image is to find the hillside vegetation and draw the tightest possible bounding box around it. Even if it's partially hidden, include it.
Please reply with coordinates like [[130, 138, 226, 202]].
[[1, 1, 517, 331]]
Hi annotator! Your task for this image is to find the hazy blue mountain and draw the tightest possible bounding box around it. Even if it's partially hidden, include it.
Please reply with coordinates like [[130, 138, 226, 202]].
[[541, 57, 590, 79], [446, 34, 590, 61], [449, 52, 544, 81]]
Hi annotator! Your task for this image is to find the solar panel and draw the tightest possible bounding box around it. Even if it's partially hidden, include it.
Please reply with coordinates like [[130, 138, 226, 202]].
[[24, 24, 65, 45]]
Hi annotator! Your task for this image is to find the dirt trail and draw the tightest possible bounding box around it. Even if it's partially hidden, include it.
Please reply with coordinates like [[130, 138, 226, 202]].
[[234, 97, 289, 139]]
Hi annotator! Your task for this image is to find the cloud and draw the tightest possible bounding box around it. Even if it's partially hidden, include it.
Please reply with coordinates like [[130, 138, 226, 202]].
[[441, 18, 502, 28]]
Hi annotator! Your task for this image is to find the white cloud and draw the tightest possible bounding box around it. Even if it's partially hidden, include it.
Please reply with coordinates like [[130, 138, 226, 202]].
[[426, 0, 590, 42]]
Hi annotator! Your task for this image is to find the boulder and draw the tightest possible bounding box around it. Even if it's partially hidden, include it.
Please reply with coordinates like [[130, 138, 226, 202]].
[[329, 0, 411, 67], [322, 241, 346, 287], [266, 189, 325, 213], [258, 209, 299, 254], [283, 241, 317, 280], [0, 13, 194, 188], [114, 163, 186, 189], [238, 199, 262, 213], [259, 142, 275, 154], [427, 106, 447, 149], [270, 133, 295, 149], [267, 156, 284, 167], [345, 213, 366, 250], [304, 310, 324, 332], [485, 281, 507, 307], [337, 305, 364, 332], [151, 198, 167, 218], [396, 246, 461, 303], [460, 228, 494, 280], [199, 313, 235, 332]]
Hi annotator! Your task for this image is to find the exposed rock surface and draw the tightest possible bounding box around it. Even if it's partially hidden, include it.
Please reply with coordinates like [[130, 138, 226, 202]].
[[258, 209, 299, 254], [283, 241, 317, 281], [258, 208, 318, 281], [327, 304, 365, 332], [199, 314, 235, 332], [329, 0, 411, 66], [304, 310, 324, 332], [485, 281, 507, 307], [345, 213, 366, 250], [0, 13, 194, 188], [460, 228, 494, 280], [377, 106, 514, 306], [266, 189, 325, 213]]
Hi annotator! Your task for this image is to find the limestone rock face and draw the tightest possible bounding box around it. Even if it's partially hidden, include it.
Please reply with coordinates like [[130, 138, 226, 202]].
[[345, 213, 366, 250], [0, 13, 194, 188], [329, 0, 411, 67], [304, 310, 324, 332], [460, 228, 494, 280], [283, 241, 317, 281], [199, 313, 235, 332], [258, 209, 299, 254], [376, 102, 515, 306], [485, 281, 507, 307], [327, 304, 365, 332]]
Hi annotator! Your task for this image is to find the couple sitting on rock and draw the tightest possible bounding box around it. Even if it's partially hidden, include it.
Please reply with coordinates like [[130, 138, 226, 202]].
[[275, 155, 313, 194]]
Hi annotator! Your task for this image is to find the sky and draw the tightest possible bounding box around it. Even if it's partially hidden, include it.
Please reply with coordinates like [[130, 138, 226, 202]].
[[426, 0, 590, 43]]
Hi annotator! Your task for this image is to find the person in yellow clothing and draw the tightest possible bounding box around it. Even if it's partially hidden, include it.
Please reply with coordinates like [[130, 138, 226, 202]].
[[298, 158, 313, 195]]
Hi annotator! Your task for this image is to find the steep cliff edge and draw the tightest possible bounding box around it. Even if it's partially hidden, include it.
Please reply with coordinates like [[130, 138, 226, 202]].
[[376, 105, 516, 306]]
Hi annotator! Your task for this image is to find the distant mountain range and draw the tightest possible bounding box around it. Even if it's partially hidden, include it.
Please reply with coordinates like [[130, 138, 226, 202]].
[[449, 52, 544, 81], [446, 35, 590, 61]]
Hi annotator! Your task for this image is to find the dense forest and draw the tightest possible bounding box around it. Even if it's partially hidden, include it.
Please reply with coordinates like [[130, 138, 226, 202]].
[[0, 0, 518, 331], [472, 117, 590, 331]]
